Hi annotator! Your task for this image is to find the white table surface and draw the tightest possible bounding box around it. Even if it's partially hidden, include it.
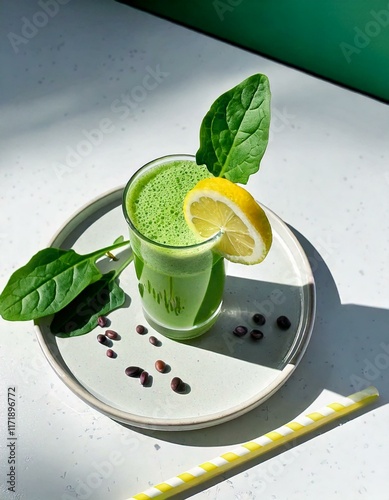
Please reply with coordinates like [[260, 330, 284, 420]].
[[1, 1, 389, 499]]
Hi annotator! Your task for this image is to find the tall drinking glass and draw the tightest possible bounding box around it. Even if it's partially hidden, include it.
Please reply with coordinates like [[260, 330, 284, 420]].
[[122, 155, 226, 340]]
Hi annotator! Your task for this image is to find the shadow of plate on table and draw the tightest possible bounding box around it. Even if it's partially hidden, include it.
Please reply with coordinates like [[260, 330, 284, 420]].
[[125, 226, 388, 451]]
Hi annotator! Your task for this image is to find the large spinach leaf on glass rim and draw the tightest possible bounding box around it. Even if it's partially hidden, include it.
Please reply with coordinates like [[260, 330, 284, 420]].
[[196, 73, 271, 184]]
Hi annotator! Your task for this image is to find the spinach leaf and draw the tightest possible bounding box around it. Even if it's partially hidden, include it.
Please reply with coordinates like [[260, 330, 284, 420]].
[[196, 74, 271, 184], [0, 240, 129, 321], [50, 245, 133, 337], [49, 271, 125, 337]]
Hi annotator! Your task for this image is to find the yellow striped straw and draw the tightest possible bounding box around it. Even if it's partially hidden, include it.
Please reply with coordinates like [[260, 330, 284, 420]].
[[127, 386, 378, 500]]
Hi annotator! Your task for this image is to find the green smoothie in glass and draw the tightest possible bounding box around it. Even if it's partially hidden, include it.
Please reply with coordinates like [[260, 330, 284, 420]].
[[123, 154, 225, 340]]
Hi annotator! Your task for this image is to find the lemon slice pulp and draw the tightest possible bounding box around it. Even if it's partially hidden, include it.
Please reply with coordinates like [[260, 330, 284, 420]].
[[183, 177, 272, 265]]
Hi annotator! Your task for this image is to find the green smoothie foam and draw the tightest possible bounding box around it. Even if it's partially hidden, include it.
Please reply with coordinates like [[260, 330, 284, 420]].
[[126, 160, 212, 246]]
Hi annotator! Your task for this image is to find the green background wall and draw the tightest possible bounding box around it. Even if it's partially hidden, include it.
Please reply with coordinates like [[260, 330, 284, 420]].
[[118, 0, 389, 102]]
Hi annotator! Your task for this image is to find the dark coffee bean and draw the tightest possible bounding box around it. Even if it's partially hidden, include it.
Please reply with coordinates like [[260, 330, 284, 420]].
[[97, 315, 107, 327], [125, 366, 142, 377], [105, 329, 118, 340], [250, 329, 264, 340], [140, 371, 149, 386], [233, 325, 248, 337], [136, 324, 146, 334], [106, 349, 115, 358], [149, 335, 159, 346], [97, 334, 107, 344], [252, 313, 266, 326], [171, 377, 185, 393], [277, 315, 291, 330], [155, 360, 166, 373]]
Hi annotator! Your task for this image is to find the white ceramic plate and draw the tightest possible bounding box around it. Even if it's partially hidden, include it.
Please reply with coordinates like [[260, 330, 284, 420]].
[[35, 187, 315, 431]]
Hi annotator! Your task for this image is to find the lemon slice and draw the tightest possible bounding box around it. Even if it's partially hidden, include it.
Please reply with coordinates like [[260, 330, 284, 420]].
[[183, 177, 272, 264]]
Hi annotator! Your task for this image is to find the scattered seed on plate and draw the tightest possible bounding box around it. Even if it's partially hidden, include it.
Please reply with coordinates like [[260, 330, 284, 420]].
[[149, 335, 159, 346], [136, 324, 146, 334], [97, 334, 107, 344], [171, 377, 186, 393], [155, 360, 166, 373], [233, 325, 248, 337], [252, 313, 266, 326], [97, 315, 107, 327], [125, 366, 142, 377], [250, 329, 264, 340], [140, 371, 149, 386], [105, 329, 118, 340], [277, 315, 291, 330], [106, 348, 115, 358]]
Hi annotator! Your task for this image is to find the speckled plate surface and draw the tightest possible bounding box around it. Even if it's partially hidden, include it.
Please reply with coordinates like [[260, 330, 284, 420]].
[[35, 187, 315, 431]]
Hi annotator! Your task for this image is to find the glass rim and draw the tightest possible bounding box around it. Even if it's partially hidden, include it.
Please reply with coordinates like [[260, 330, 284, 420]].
[[122, 154, 222, 251]]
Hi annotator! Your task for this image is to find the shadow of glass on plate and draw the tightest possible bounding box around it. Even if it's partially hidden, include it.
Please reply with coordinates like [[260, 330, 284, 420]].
[[181, 274, 314, 370]]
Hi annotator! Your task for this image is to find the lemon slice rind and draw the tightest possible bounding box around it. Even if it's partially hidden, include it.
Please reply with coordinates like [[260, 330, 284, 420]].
[[183, 178, 272, 265]]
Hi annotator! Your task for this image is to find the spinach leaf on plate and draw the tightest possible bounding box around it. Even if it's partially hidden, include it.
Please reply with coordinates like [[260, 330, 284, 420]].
[[49, 271, 126, 337], [0, 240, 129, 322]]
